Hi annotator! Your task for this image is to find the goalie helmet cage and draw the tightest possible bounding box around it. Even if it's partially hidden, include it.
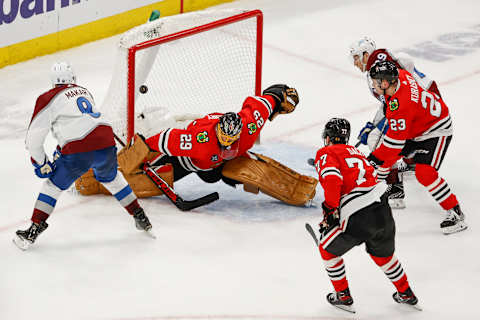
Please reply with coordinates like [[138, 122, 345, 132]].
[[102, 9, 263, 143]]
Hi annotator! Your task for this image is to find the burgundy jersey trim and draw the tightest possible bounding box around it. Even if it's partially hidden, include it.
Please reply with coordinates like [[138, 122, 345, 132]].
[[29, 85, 75, 126], [61, 125, 115, 155]]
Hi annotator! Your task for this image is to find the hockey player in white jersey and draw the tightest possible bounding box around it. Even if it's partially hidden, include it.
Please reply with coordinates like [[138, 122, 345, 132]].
[[14, 62, 153, 250]]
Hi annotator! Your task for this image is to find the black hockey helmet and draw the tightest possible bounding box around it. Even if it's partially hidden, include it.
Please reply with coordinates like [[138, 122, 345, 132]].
[[369, 61, 399, 84], [323, 118, 351, 145], [216, 112, 243, 147]]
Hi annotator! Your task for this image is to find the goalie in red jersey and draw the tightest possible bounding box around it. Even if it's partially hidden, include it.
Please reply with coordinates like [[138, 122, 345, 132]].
[[140, 84, 316, 207], [145, 84, 298, 183], [313, 118, 419, 313], [367, 61, 467, 234]]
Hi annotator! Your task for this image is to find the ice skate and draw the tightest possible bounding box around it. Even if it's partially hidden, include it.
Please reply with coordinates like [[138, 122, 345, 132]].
[[133, 208, 152, 231], [441, 205, 467, 235], [393, 287, 422, 311], [132, 208, 156, 239], [13, 221, 48, 251], [387, 182, 406, 209], [326, 288, 355, 313]]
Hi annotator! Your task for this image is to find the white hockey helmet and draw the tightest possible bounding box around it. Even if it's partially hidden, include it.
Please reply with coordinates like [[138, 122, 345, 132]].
[[348, 36, 376, 65], [50, 62, 76, 86]]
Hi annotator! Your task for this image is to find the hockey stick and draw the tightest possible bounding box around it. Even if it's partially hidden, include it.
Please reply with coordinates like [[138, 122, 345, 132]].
[[143, 163, 219, 211], [113, 133, 127, 147], [114, 133, 219, 210], [305, 223, 319, 246], [307, 158, 315, 167]]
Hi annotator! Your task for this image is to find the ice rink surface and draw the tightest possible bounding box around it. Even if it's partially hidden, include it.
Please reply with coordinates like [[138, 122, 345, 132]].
[[1, 0, 479, 319]]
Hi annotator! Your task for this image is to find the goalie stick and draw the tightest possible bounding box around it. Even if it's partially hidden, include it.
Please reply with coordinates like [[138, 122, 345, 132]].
[[143, 163, 219, 211], [113, 133, 219, 211]]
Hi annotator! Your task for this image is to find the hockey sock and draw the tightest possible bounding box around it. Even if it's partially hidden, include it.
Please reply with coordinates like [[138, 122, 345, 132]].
[[32, 179, 63, 224], [370, 255, 409, 293], [319, 246, 349, 292], [415, 164, 458, 210], [101, 171, 140, 215]]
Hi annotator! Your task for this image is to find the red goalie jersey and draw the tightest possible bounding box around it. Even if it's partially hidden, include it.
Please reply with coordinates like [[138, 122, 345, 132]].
[[371, 69, 452, 170], [146, 95, 275, 171]]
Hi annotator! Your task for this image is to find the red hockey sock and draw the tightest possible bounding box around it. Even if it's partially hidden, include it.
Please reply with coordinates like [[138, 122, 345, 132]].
[[125, 199, 141, 215], [370, 255, 410, 293], [320, 246, 349, 292], [416, 164, 458, 210], [31, 209, 49, 224]]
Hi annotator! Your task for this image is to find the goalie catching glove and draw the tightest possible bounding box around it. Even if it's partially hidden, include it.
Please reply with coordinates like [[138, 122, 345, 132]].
[[262, 84, 299, 120]]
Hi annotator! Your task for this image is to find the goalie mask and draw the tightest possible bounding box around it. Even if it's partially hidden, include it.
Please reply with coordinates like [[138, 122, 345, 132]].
[[50, 62, 76, 87], [216, 112, 243, 146], [323, 118, 351, 145], [216, 112, 243, 160]]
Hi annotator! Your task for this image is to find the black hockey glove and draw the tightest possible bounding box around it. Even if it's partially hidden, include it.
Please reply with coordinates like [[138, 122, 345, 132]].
[[262, 84, 299, 120], [319, 202, 340, 237], [367, 153, 384, 169]]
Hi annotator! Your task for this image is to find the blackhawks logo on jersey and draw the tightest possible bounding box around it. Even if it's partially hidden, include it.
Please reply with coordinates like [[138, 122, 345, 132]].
[[389, 98, 400, 111], [247, 122, 257, 135], [196, 131, 209, 143]]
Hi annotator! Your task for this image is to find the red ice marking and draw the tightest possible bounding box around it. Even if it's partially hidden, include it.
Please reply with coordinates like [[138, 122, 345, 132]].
[[0, 197, 97, 233], [264, 42, 362, 79], [113, 315, 339, 320], [266, 67, 480, 143]]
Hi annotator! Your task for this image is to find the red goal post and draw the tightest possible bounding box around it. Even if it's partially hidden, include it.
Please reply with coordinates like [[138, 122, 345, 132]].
[[102, 9, 263, 143]]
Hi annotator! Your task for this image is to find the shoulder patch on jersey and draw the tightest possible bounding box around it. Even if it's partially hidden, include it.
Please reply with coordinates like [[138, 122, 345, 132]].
[[211, 154, 219, 162], [247, 122, 257, 135], [196, 131, 209, 143], [389, 98, 400, 111]]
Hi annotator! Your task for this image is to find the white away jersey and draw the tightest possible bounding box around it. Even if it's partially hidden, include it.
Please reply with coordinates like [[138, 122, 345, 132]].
[[26, 84, 114, 164]]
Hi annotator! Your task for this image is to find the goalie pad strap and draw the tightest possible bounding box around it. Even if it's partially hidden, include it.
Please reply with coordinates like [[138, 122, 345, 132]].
[[117, 134, 151, 174], [75, 135, 174, 198], [222, 153, 317, 206], [75, 165, 174, 198]]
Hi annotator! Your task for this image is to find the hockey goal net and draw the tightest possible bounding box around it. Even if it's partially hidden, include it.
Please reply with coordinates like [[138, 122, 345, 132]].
[[101, 9, 263, 143]]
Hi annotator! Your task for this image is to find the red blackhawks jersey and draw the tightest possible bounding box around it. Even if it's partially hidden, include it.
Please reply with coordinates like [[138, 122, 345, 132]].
[[365, 49, 441, 103], [371, 69, 453, 176], [314, 144, 387, 236], [146, 95, 275, 171]]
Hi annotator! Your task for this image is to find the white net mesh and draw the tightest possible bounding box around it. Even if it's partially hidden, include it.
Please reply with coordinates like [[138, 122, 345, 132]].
[[101, 9, 261, 141]]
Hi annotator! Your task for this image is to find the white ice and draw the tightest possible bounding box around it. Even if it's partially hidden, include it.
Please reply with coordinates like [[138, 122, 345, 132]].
[[1, 0, 479, 319]]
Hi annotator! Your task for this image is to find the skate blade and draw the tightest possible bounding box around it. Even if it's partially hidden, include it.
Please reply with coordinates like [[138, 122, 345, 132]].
[[144, 229, 157, 239], [332, 304, 356, 313], [442, 222, 468, 235], [12, 236, 31, 251], [411, 303, 423, 311], [399, 302, 423, 311], [389, 199, 406, 209]]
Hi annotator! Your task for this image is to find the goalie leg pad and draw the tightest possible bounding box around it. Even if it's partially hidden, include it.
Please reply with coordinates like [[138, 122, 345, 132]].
[[222, 153, 318, 206], [75, 165, 174, 198]]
